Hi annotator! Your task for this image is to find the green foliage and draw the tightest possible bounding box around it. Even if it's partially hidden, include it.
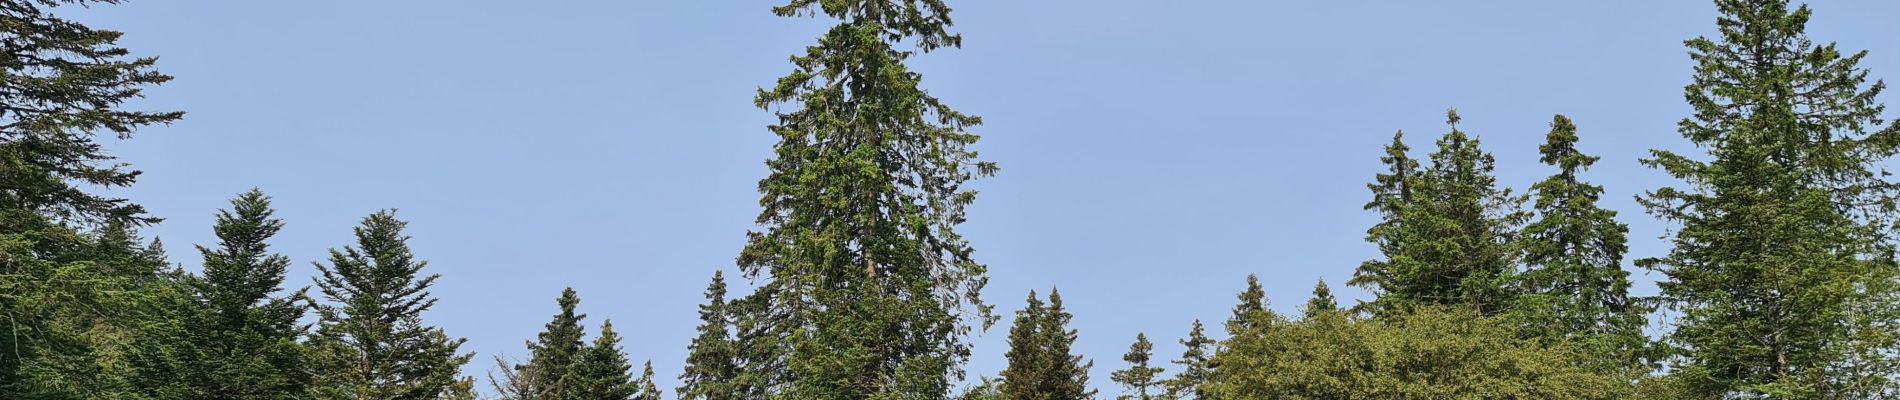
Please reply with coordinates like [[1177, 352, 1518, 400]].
[[1353, 112, 1528, 316], [165, 190, 310, 399], [569, 321, 654, 400], [1505, 116, 1648, 375], [678, 272, 741, 400], [522, 288, 589, 398], [1206, 307, 1622, 399], [1164, 320, 1214, 400], [1303, 279, 1337, 319], [1638, 0, 1900, 397], [1110, 333, 1165, 400], [999, 289, 1095, 400], [734, 0, 997, 398], [1226, 274, 1272, 334], [306, 211, 475, 399]]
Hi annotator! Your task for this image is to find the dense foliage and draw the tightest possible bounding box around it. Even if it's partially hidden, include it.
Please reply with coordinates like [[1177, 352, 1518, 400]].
[[2, 0, 1896, 399]]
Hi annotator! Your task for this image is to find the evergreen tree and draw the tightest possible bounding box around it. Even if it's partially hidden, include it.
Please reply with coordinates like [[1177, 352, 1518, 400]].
[[1111, 333, 1165, 400], [1000, 291, 1049, 400], [1205, 307, 1621, 399], [734, 0, 997, 397], [1511, 115, 1647, 370], [178, 189, 310, 399], [569, 320, 647, 400], [1353, 110, 1527, 315], [678, 271, 740, 400], [522, 288, 589, 399], [1303, 279, 1337, 319], [999, 289, 1094, 400], [1226, 274, 1271, 334], [1165, 320, 1214, 400], [635, 362, 662, 400], [0, 0, 184, 396], [307, 211, 475, 399], [1639, 0, 1900, 396]]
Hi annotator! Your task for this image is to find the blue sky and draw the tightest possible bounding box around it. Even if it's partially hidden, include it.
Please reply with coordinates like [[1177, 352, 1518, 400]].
[[77, 1, 1899, 397]]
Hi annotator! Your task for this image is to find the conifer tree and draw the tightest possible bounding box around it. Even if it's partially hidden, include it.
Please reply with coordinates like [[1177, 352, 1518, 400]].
[[307, 211, 475, 399], [1111, 333, 1165, 400], [1640, 0, 1900, 396], [678, 271, 740, 400], [1227, 274, 1270, 334], [1303, 279, 1337, 319], [178, 189, 310, 399], [1166, 320, 1214, 400], [522, 288, 589, 399], [569, 320, 647, 400], [734, 0, 997, 397], [1512, 115, 1646, 369], [635, 362, 662, 400], [0, 0, 184, 396], [1041, 289, 1095, 400], [999, 289, 1094, 400], [1353, 110, 1527, 315]]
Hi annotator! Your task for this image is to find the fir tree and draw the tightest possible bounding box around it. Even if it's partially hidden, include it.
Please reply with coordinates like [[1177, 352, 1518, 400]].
[[1226, 274, 1271, 334], [734, 0, 997, 397], [999, 289, 1094, 400], [307, 211, 475, 399], [1512, 115, 1646, 370], [179, 189, 310, 399], [1166, 320, 1214, 400], [1041, 289, 1095, 400], [0, 0, 184, 396], [678, 271, 740, 400], [1111, 333, 1166, 400], [569, 320, 646, 400], [522, 288, 589, 399], [1639, 0, 1900, 396], [1353, 110, 1528, 315], [1304, 279, 1337, 319]]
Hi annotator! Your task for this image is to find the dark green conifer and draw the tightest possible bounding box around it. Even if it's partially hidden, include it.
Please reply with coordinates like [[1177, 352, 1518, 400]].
[[1227, 274, 1271, 334], [0, 0, 184, 396], [1304, 279, 1337, 319], [1353, 110, 1527, 315], [678, 271, 740, 400], [1640, 0, 1900, 396], [1111, 333, 1165, 400], [306, 211, 475, 399], [734, 0, 997, 397], [522, 288, 589, 398], [999, 289, 1094, 400], [1512, 115, 1647, 370], [179, 189, 310, 399], [569, 320, 647, 400], [1166, 320, 1214, 400]]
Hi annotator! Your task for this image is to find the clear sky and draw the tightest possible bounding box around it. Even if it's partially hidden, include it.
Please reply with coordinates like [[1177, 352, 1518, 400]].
[[75, 1, 1900, 397]]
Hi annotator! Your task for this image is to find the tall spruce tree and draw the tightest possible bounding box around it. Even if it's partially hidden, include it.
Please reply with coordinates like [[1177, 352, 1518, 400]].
[[520, 287, 588, 399], [178, 189, 310, 399], [569, 320, 650, 400], [0, 0, 185, 396], [1110, 333, 1165, 400], [736, 0, 997, 397], [1304, 279, 1337, 319], [1511, 115, 1646, 369], [1227, 274, 1271, 334], [678, 271, 740, 400], [1639, 0, 1900, 397], [1353, 110, 1527, 315], [999, 289, 1094, 400], [1165, 320, 1214, 400], [307, 211, 475, 399]]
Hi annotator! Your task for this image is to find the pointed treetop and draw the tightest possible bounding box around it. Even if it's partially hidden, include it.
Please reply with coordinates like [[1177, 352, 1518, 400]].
[[1305, 279, 1338, 318]]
